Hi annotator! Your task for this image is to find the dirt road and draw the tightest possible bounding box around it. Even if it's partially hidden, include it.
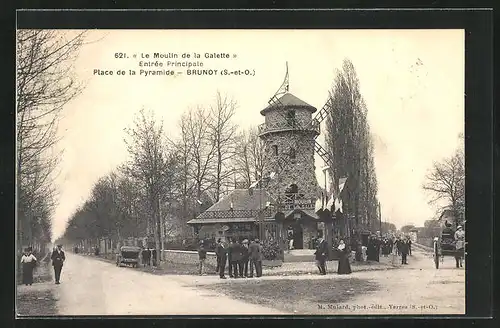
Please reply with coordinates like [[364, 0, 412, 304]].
[[50, 253, 286, 315], [20, 248, 464, 316]]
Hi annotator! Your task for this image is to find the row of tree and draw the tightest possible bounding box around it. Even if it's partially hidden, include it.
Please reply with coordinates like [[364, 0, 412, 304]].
[[17, 30, 86, 252]]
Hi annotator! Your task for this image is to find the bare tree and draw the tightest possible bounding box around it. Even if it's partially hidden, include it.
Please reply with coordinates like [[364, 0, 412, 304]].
[[207, 92, 238, 201], [423, 147, 465, 224], [234, 127, 267, 187], [184, 107, 217, 203], [123, 108, 173, 267], [16, 30, 86, 249]]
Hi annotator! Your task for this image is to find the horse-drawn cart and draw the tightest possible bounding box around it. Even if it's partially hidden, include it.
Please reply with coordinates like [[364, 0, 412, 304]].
[[432, 231, 465, 269]]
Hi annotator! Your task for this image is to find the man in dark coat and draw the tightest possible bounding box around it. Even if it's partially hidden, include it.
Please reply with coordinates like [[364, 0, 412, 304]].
[[314, 231, 328, 275], [366, 236, 375, 261], [227, 238, 238, 278], [215, 238, 227, 279], [231, 239, 243, 278], [248, 238, 263, 277], [142, 248, 150, 267], [51, 244, 66, 284], [400, 239, 409, 264], [408, 238, 412, 256], [241, 239, 250, 277], [374, 237, 381, 262], [198, 241, 207, 275]]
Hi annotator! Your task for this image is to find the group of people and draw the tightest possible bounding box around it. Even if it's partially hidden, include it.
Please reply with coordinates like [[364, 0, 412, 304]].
[[314, 231, 352, 276], [198, 237, 264, 279], [141, 248, 158, 267], [20, 244, 66, 286]]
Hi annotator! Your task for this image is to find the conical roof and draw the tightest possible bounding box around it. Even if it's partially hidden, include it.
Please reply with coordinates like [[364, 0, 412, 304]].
[[261, 93, 317, 115]]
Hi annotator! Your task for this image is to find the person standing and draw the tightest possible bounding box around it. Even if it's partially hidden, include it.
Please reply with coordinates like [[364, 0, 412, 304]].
[[21, 248, 37, 286], [241, 239, 250, 278], [233, 239, 244, 278], [374, 236, 381, 262], [407, 237, 412, 256], [248, 238, 257, 278], [366, 236, 375, 261], [215, 239, 227, 279], [394, 237, 401, 256], [51, 244, 66, 284], [249, 238, 263, 277], [287, 230, 294, 251], [198, 241, 207, 275], [314, 231, 328, 275], [215, 238, 222, 273], [337, 240, 352, 274], [400, 239, 409, 265], [151, 248, 157, 267], [454, 225, 465, 268], [227, 238, 235, 278]]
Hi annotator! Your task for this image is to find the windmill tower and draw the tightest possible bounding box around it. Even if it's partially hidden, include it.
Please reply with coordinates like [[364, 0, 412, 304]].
[[258, 63, 334, 211], [255, 63, 337, 249]]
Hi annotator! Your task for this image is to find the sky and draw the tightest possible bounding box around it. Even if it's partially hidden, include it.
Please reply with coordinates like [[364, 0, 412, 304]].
[[47, 29, 464, 240]]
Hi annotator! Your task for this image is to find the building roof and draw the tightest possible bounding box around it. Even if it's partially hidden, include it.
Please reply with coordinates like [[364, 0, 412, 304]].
[[260, 93, 317, 115], [204, 189, 273, 213], [187, 188, 275, 224]]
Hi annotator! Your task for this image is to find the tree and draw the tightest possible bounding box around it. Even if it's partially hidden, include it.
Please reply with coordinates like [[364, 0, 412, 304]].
[[400, 225, 416, 234], [423, 147, 465, 225], [183, 107, 217, 204], [325, 58, 379, 229], [381, 222, 397, 233], [17, 30, 86, 250], [207, 92, 238, 201], [123, 108, 174, 266], [234, 127, 267, 187]]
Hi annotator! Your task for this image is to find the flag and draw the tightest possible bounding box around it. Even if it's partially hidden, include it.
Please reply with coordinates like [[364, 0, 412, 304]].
[[338, 177, 347, 194], [315, 198, 323, 212], [334, 198, 343, 213], [326, 193, 335, 210]]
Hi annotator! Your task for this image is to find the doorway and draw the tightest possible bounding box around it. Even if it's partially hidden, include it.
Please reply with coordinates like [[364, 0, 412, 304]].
[[292, 223, 304, 249]]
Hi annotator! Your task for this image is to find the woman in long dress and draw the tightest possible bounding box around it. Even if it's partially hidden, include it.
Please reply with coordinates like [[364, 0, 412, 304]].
[[21, 248, 37, 285], [337, 240, 352, 275]]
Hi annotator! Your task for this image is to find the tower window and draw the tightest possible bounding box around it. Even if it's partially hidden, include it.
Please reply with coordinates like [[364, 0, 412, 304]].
[[286, 110, 296, 127], [286, 184, 298, 194], [289, 147, 296, 160], [272, 145, 278, 156]]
